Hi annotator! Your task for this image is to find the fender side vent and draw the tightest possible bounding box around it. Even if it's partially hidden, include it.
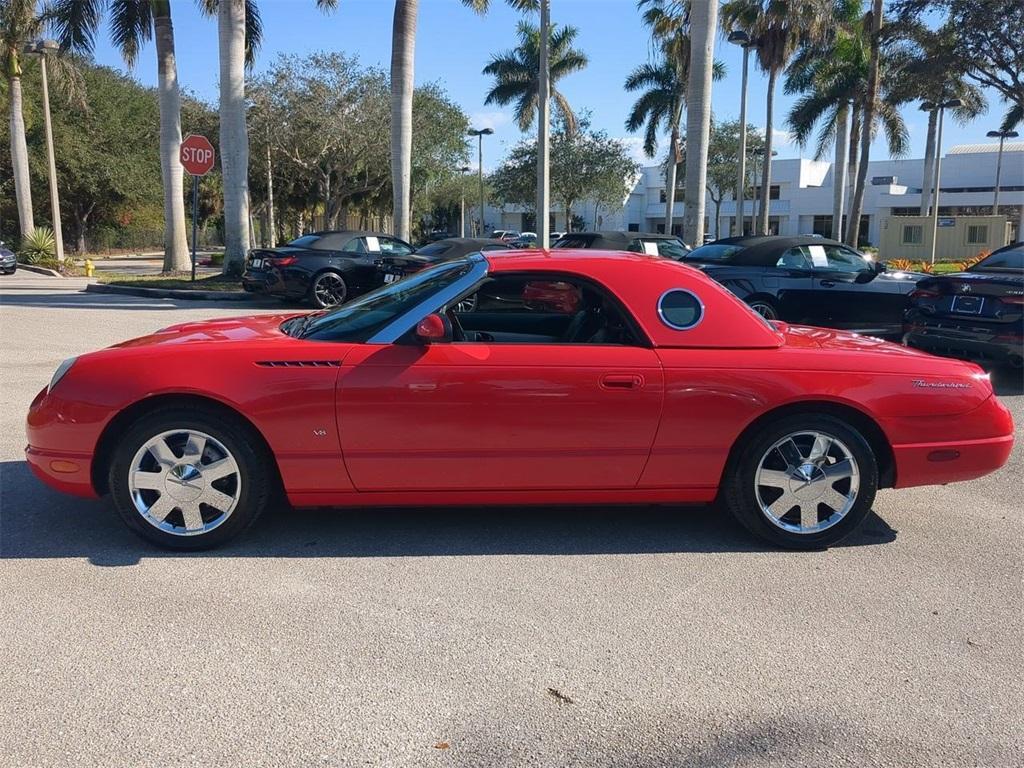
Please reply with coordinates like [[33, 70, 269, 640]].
[[256, 360, 341, 368]]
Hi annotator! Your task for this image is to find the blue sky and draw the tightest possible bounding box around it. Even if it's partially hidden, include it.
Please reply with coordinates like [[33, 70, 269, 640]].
[[90, 0, 1012, 171]]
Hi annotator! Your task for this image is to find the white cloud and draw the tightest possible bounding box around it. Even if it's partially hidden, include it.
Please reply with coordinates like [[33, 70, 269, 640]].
[[615, 135, 654, 166], [772, 128, 794, 146], [468, 110, 514, 132]]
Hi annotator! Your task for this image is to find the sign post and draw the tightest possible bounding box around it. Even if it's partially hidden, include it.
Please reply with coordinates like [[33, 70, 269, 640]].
[[179, 134, 216, 281]]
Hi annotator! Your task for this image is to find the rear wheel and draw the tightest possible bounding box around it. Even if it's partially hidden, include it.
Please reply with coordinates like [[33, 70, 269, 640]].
[[747, 298, 779, 321], [309, 271, 347, 308], [108, 407, 272, 550], [722, 414, 877, 549]]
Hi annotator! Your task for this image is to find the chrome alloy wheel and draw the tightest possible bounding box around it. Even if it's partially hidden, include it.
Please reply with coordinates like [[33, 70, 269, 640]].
[[754, 431, 860, 534], [313, 273, 346, 307], [749, 301, 778, 320], [128, 429, 241, 536]]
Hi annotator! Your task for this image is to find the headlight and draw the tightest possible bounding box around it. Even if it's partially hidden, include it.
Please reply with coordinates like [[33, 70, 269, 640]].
[[48, 357, 78, 393]]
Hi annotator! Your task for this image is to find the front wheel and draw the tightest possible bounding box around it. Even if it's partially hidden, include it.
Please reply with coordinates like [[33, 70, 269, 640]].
[[721, 414, 878, 549], [108, 407, 272, 550], [309, 271, 348, 309]]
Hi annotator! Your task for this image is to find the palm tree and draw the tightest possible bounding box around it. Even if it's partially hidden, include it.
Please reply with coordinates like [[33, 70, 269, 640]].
[[721, 0, 832, 235], [884, 22, 986, 216], [785, 9, 915, 241], [624, 44, 723, 233], [1, 0, 40, 239], [389, 1, 536, 243], [482, 20, 588, 134], [53, 0, 194, 270]]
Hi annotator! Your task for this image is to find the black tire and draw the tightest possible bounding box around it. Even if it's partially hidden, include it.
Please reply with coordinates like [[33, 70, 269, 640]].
[[721, 413, 878, 549], [746, 297, 779, 321], [108, 406, 273, 550], [309, 270, 348, 309], [454, 292, 478, 313]]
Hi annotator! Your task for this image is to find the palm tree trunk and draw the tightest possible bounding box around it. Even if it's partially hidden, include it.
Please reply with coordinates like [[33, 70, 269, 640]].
[[8, 75, 35, 239], [681, 0, 717, 247], [664, 127, 679, 234], [847, 0, 883, 249], [153, 6, 190, 272], [845, 103, 861, 244], [218, 0, 250, 276], [832, 102, 849, 241], [390, 0, 418, 243], [919, 108, 937, 216], [758, 67, 777, 236]]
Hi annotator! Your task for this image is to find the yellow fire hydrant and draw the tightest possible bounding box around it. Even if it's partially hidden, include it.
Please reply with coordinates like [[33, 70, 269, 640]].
[[84, 258, 95, 277]]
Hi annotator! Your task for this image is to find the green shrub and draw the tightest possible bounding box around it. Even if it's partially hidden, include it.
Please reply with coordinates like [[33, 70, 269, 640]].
[[18, 227, 56, 264]]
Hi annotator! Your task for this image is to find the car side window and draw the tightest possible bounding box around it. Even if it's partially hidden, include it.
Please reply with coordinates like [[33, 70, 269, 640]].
[[656, 240, 688, 260], [379, 237, 412, 256], [347, 237, 368, 254], [449, 274, 643, 346], [822, 244, 871, 273], [776, 246, 812, 270]]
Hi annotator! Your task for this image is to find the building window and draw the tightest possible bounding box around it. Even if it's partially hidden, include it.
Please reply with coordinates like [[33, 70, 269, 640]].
[[902, 225, 923, 245], [751, 185, 781, 200], [627, 223, 640, 232], [812, 215, 832, 237], [966, 224, 988, 244]]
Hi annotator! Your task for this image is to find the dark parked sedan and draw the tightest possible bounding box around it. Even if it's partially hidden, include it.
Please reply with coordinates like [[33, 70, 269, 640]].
[[375, 237, 511, 282], [0, 240, 16, 275], [553, 231, 691, 260], [903, 243, 1024, 367], [242, 231, 414, 308], [683, 235, 922, 336]]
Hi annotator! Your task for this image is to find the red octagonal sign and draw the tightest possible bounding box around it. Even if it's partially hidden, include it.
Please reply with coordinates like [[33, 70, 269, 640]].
[[180, 134, 215, 176]]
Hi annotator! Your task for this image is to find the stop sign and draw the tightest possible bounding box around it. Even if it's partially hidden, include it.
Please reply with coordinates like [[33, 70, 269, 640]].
[[180, 134, 215, 176]]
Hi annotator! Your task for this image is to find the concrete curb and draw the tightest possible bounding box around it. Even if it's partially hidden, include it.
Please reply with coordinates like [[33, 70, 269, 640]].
[[17, 263, 63, 277], [85, 283, 254, 301]]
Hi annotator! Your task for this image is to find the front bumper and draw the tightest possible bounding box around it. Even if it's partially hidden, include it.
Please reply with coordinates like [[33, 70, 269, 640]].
[[25, 445, 97, 498]]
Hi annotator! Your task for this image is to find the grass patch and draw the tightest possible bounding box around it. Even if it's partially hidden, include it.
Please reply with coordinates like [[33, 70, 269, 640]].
[[97, 271, 244, 292]]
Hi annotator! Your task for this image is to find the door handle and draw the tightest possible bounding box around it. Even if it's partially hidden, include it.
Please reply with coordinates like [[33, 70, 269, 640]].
[[820, 280, 836, 287], [601, 373, 644, 390]]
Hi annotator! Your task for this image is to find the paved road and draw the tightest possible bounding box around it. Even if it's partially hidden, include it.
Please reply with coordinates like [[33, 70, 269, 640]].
[[2, 272, 1022, 767]]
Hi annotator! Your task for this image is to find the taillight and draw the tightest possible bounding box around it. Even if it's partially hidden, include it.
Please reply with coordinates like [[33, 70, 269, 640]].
[[270, 256, 297, 267], [909, 289, 940, 300], [999, 295, 1024, 305]]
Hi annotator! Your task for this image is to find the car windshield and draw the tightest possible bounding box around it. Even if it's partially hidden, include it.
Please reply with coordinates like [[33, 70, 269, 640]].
[[297, 258, 476, 342], [684, 243, 744, 262], [552, 235, 595, 249], [287, 235, 321, 248], [972, 246, 1023, 271]]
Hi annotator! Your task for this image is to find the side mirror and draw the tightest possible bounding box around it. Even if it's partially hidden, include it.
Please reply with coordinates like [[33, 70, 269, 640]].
[[414, 313, 451, 344]]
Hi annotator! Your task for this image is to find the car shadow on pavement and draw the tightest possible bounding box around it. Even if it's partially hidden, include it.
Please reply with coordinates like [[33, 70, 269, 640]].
[[989, 366, 1023, 397], [0, 461, 897, 566]]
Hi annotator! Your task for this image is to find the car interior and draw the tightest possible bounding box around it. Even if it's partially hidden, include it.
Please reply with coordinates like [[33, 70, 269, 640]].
[[442, 274, 643, 346]]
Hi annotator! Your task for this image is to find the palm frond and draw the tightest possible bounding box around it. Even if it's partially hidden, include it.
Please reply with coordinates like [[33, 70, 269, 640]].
[[109, 0, 153, 68], [47, 0, 103, 54]]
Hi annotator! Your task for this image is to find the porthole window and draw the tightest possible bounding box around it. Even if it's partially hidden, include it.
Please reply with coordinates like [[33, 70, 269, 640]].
[[658, 289, 703, 330]]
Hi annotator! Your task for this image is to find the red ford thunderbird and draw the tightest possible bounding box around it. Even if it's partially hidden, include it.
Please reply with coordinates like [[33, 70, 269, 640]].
[[26, 250, 1013, 550]]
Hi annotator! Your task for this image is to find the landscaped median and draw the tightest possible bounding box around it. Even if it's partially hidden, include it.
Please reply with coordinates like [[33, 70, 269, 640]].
[[86, 272, 254, 301]]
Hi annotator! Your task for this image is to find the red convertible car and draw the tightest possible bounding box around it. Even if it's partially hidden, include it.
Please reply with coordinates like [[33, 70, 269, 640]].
[[27, 250, 1013, 550]]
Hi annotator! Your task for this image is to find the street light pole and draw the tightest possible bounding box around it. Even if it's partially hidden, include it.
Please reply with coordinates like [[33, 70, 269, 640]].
[[24, 40, 63, 261], [728, 31, 756, 237], [536, 0, 551, 249], [467, 128, 494, 237], [459, 165, 470, 237], [922, 98, 962, 265], [986, 129, 1019, 215]]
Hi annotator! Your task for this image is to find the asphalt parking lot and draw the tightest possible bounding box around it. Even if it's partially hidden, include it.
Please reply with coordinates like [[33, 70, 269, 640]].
[[1, 272, 1022, 767]]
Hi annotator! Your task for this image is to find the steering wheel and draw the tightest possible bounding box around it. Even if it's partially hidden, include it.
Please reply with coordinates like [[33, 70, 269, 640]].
[[446, 307, 467, 342]]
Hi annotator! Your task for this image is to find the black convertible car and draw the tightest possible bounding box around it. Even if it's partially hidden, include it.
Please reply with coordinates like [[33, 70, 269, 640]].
[[374, 237, 511, 283], [553, 231, 691, 260], [242, 231, 414, 308], [683, 235, 922, 336], [903, 242, 1023, 367]]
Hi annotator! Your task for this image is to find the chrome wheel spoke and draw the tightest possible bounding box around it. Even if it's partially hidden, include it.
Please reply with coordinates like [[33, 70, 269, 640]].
[[799, 503, 818, 529], [132, 470, 164, 491], [822, 458, 854, 482], [201, 488, 236, 513], [180, 504, 204, 531], [809, 434, 832, 461], [767, 492, 797, 519], [148, 437, 177, 467], [757, 468, 791, 489], [181, 433, 207, 463], [202, 457, 237, 482], [147, 495, 176, 523], [776, 438, 804, 468], [820, 486, 850, 512]]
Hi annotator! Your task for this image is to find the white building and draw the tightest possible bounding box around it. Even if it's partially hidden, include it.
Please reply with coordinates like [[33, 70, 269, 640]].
[[485, 142, 1023, 247]]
